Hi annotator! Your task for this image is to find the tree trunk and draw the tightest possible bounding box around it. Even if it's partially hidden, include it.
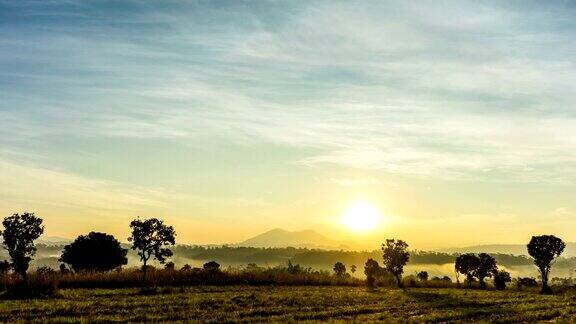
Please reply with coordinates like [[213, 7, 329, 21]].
[[540, 268, 551, 294], [395, 274, 403, 288], [142, 259, 148, 285], [479, 277, 486, 289]]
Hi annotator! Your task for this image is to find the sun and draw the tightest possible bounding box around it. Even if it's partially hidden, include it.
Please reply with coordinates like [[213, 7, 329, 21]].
[[340, 200, 381, 232]]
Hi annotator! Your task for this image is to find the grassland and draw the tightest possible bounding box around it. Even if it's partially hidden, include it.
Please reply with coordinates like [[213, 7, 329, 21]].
[[1, 286, 575, 322]]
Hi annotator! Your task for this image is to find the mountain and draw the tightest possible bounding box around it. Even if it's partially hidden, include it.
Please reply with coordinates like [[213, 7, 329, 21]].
[[238, 228, 343, 249], [437, 242, 576, 257], [37, 235, 72, 245]]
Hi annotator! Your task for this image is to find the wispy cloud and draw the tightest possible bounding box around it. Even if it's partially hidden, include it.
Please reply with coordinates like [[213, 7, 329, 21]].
[[1, 0, 576, 185]]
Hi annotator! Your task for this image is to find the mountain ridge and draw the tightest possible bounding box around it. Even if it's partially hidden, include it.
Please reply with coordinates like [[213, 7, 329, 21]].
[[237, 228, 345, 249]]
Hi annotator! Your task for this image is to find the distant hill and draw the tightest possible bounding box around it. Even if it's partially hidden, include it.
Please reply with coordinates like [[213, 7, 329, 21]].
[[238, 228, 344, 249], [437, 242, 576, 257], [38, 235, 72, 245]]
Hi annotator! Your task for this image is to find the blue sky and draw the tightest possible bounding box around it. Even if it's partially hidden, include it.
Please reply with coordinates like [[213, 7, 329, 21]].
[[1, 1, 576, 248]]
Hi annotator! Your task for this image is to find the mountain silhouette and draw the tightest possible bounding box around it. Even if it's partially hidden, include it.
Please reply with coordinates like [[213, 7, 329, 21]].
[[238, 228, 342, 249]]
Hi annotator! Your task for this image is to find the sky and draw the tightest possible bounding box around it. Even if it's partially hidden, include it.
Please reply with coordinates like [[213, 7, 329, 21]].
[[1, 0, 576, 249]]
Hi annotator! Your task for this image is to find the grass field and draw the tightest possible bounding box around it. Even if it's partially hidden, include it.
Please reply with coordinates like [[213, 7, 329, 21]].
[[1, 286, 575, 322]]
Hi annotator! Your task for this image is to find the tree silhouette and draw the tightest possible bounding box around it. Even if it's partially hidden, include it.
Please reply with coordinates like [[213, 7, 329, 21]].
[[493, 270, 511, 290], [382, 239, 410, 287], [455, 253, 479, 287], [128, 218, 176, 283], [60, 232, 128, 272], [417, 271, 428, 282], [527, 235, 565, 293], [333, 262, 346, 276], [475, 253, 497, 289], [0, 213, 44, 283], [364, 258, 380, 288], [203, 261, 220, 273], [350, 264, 357, 274]]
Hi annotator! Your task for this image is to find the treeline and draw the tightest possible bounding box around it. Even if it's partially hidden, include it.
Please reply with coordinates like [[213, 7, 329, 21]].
[[0, 211, 572, 298], [171, 245, 560, 268]]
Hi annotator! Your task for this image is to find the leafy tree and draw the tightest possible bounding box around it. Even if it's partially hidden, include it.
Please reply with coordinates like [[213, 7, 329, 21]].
[[455, 253, 479, 287], [333, 262, 346, 276], [350, 264, 357, 274], [181, 264, 192, 272], [364, 258, 380, 288], [493, 270, 511, 290], [60, 232, 128, 272], [203, 261, 220, 273], [476, 253, 497, 289], [0, 213, 44, 283], [417, 271, 428, 282], [128, 218, 176, 283], [382, 239, 410, 287], [527, 235, 565, 293]]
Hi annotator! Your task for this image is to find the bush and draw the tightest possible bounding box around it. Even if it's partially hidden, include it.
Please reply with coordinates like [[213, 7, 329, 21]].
[[516, 277, 538, 289], [493, 270, 511, 290], [3, 274, 59, 299]]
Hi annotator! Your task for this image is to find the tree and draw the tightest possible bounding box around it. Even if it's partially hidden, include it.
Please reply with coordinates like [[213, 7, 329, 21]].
[[181, 264, 192, 272], [417, 271, 429, 282], [527, 235, 565, 293], [455, 253, 479, 287], [333, 262, 346, 276], [203, 261, 220, 273], [60, 232, 128, 272], [475, 253, 497, 289], [382, 239, 410, 287], [128, 218, 176, 283], [164, 261, 175, 271], [350, 265, 357, 274], [493, 270, 511, 290], [0, 212, 44, 283], [364, 258, 380, 288]]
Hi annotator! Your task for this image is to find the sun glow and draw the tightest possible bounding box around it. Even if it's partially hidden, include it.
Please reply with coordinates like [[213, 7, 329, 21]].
[[340, 200, 381, 232]]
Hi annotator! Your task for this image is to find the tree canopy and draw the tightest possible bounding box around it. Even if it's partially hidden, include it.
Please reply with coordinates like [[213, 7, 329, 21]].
[[60, 232, 128, 272]]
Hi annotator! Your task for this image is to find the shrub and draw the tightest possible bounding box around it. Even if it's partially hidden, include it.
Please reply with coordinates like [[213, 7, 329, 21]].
[[516, 277, 538, 289], [203, 261, 221, 273], [493, 270, 511, 290], [3, 273, 59, 299], [417, 271, 428, 282]]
